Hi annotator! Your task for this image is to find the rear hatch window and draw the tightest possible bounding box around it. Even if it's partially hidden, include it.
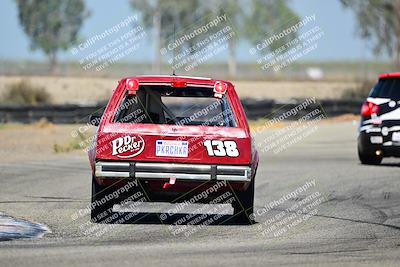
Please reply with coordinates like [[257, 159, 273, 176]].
[[370, 78, 400, 100], [114, 85, 237, 127]]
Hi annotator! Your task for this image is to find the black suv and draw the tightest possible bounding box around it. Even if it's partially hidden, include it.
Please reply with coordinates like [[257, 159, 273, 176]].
[[358, 73, 400, 165]]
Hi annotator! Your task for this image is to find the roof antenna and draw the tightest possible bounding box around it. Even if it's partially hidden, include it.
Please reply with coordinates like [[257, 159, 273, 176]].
[[172, 23, 176, 76]]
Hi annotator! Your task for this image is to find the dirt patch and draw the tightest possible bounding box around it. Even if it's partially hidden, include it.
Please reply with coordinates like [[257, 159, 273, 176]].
[[0, 76, 115, 105], [0, 76, 360, 104], [0, 115, 356, 163], [233, 80, 360, 100], [0, 123, 93, 163]]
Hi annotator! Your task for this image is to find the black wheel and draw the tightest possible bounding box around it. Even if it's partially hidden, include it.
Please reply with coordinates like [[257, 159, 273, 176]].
[[91, 177, 115, 223], [358, 149, 383, 165], [232, 178, 255, 224]]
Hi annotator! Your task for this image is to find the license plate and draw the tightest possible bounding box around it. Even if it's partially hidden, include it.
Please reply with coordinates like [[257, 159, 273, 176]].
[[392, 132, 400, 142], [370, 136, 383, 144], [156, 140, 188, 157]]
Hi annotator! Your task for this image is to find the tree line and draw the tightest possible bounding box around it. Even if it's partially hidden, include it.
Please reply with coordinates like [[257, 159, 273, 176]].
[[14, 0, 400, 74]]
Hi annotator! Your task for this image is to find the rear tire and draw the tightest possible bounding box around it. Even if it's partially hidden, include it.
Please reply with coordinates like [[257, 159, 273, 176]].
[[232, 178, 255, 224], [91, 177, 115, 223]]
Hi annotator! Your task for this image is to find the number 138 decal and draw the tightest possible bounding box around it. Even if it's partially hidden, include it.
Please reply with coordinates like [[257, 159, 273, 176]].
[[204, 140, 239, 157]]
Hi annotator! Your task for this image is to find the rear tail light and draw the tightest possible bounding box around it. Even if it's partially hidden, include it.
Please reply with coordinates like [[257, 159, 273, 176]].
[[361, 101, 380, 117], [126, 79, 139, 96], [214, 81, 228, 98], [171, 81, 187, 88]]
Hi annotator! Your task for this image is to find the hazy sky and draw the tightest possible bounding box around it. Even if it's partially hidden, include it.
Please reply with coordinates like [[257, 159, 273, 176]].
[[0, 0, 388, 62]]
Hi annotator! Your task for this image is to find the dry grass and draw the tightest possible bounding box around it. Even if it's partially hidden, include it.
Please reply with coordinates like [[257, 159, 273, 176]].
[[340, 80, 375, 100], [0, 123, 95, 163], [0, 113, 359, 163], [0, 80, 51, 105], [0, 76, 361, 104], [0, 76, 115, 105]]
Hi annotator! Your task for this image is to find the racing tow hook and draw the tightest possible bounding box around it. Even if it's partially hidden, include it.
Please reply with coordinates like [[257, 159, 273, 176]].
[[163, 177, 177, 189]]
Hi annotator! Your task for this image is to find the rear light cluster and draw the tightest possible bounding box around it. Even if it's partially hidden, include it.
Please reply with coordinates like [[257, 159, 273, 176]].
[[361, 101, 380, 117], [126, 79, 139, 96], [124, 79, 228, 98], [213, 81, 228, 98], [171, 81, 187, 88]]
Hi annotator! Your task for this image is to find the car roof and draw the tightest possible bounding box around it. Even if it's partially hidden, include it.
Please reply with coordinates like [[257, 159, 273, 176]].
[[379, 72, 400, 79], [123, 75, 227, 85]]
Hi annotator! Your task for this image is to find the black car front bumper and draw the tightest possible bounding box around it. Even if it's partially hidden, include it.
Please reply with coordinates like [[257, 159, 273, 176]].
[[358, 131, 400, 157]]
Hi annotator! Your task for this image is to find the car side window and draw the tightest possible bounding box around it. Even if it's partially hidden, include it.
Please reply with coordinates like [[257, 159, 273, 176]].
[[114, 94, 149, 124]]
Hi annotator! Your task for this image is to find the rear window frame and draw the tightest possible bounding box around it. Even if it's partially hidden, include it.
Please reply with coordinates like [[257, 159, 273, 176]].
[[109, 84, 239, 128], [370, 78, 400, 100]]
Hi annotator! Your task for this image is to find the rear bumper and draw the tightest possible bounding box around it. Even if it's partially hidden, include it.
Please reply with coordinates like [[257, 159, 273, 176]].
[[95, 161, 252, 182]]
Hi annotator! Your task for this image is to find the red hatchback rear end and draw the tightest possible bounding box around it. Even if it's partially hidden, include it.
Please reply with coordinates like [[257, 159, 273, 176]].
[[88, 75, 258, 223]]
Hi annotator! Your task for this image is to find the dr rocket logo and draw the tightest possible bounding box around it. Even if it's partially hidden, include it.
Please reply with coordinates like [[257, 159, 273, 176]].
[[111, 135, 145, 158]]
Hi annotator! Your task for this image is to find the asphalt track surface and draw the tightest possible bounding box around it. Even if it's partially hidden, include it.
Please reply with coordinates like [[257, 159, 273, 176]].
[[0, 121, 399, 266]]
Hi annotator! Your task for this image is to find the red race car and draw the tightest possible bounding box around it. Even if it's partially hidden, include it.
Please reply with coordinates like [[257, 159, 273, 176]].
[[88, 75, 259, 223]]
